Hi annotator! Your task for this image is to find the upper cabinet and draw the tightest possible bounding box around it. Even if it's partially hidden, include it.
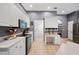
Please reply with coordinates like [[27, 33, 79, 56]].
[[0, 3, 30, 27]]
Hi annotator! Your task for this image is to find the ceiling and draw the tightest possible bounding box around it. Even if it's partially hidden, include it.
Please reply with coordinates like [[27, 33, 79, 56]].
[[22, 3, 79, 14]]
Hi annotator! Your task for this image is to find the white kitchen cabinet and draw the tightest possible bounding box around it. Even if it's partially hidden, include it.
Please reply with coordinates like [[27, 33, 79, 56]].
[[0, 3, 30, 27], [9, 42, 20, 55], [17, 38, 25, 54], [9, 39, 25, 55], [0, 37, 25, 55]]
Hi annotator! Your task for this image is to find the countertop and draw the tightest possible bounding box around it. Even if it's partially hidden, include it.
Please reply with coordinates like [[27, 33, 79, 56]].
[[0, 37, 25, 48], [0, 31, 33, 49]]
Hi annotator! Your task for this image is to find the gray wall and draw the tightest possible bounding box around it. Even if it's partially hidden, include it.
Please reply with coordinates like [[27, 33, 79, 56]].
[[27, 11, 68, 38], [67, 11, 79, 23]]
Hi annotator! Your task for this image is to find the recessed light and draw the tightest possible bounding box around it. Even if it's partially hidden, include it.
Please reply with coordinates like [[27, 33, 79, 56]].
[[62, 11, 64, 13], [48, 6, 50, 9], [29, 5, 32, 7]]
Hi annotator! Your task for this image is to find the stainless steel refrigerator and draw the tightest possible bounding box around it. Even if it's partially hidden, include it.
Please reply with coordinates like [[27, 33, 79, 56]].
[[73, 23, 79, 44]]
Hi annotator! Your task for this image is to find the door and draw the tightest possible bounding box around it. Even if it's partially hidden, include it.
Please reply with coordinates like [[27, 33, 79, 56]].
[[68, 21, 73, 40], [34, 20, 44, 40]]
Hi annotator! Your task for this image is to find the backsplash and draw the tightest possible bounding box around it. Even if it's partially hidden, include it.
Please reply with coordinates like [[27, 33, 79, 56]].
[[0, 26, 22, 37]]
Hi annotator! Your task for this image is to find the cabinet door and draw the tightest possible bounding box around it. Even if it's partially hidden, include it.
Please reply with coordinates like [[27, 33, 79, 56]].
[[9, 38, 25, 55], [0, 4, 27, 27], [18, 39, 25, 55], [9, 43, 20, 55]]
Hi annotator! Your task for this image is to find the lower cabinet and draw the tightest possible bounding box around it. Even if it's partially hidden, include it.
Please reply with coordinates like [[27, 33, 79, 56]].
[[0, 38, 25, 55], [9, 39, 25, 55]]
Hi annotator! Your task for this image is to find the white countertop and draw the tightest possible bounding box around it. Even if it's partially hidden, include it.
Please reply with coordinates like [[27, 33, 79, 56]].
[[0, 37, 25, 48], [56, 42, 79, 55]]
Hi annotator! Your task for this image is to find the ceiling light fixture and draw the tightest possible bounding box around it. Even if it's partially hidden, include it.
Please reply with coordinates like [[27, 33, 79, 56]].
[[48, 6, 50, 9], [62, 11, 64, 13], [29, 5, 32, 7]]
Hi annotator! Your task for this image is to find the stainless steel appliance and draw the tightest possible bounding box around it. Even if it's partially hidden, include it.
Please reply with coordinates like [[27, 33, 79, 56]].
[[73, 23, 79, 43], [26, 34, 31, 54]]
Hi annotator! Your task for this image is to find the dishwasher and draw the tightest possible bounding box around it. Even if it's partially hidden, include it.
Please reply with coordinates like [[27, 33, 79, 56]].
[[26, 34, 31, 54]]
